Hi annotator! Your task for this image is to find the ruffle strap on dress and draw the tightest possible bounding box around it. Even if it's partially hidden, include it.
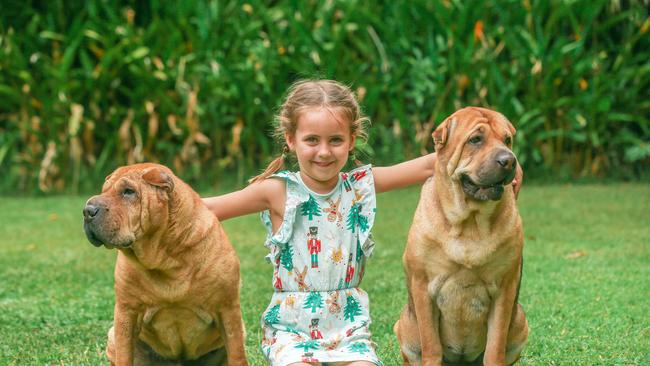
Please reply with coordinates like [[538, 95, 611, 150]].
[[345, 165, 377, 258], [261, 170, 309, 263]]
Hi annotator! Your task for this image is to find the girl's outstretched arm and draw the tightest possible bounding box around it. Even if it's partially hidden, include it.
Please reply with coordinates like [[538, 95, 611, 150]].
[[373, 152, 523, 197], [202, 178, 285, 221], [373, 153, 437, 194]]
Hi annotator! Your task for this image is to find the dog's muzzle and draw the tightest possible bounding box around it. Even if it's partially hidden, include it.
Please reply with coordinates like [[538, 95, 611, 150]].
[[83, 202, 107, 247], [83, 200, 133, 248], [461, 150, 517, 201]]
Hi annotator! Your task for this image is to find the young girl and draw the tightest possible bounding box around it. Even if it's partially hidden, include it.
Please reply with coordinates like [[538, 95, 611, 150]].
[[203, 79, 436, 365]]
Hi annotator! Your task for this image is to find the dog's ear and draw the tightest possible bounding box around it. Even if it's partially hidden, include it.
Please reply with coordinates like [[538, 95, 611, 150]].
[[432, 117, 456, 151], [506, 119, 516, 136], [142, 168, 174, 192], [101, 173, 115, 192], [490, 109, 516, 137]]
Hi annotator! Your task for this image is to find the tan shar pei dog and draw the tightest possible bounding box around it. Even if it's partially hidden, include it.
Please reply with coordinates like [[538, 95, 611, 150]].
[[394, 107, 528, 366], [83, 163, 247, 366]]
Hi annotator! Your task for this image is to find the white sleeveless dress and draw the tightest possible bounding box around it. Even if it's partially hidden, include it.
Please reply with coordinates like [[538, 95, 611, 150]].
[[259, 165, 382, 365]]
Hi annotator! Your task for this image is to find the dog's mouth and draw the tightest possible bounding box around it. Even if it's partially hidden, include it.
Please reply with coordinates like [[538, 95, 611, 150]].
[[460, 174, 510, 201], [84, 225, 105, 247], [83, 224, 133, 249]]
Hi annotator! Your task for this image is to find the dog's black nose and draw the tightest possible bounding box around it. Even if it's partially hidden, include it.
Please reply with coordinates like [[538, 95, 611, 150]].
[[83, 204, 100, 220], [496, 151, 516, 171]]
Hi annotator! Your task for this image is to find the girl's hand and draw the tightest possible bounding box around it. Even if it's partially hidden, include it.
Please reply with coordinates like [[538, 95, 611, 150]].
[[512, 163, 523, 199]]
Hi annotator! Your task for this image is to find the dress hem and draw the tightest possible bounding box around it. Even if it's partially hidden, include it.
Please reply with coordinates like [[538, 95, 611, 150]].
[[268, 354, 383, 366]]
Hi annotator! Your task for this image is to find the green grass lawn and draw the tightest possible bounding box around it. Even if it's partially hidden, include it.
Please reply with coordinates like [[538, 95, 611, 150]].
[[1, 184, 649, 365]]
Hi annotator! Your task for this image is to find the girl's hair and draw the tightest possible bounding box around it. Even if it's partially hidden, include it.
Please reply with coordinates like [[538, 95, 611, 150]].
[[249, 79, 369, 183]]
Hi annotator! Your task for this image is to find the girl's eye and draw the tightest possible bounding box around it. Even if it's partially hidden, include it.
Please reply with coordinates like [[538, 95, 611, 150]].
[[306, 137, 318, 144], [122, 188, 136, 197], [468, 135, 483, 145], [505, 136, 512, 145], [330, 137, 344, 145]]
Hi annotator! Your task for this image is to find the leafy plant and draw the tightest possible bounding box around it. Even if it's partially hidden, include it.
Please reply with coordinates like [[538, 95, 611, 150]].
[[1, 0, 648, 193]]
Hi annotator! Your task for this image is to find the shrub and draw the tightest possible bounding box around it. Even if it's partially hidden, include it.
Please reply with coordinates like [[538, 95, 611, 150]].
[[1, 0, 648, 192]]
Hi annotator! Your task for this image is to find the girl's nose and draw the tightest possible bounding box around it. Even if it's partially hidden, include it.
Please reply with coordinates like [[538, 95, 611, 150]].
[[317, 144, 332, 157]]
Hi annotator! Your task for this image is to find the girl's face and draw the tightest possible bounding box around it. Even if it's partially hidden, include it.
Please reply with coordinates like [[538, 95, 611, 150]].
[[285, 107, 356, 194]]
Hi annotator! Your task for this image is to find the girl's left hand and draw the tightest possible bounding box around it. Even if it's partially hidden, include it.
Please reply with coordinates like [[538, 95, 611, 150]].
[[512, 163, 523, 199]]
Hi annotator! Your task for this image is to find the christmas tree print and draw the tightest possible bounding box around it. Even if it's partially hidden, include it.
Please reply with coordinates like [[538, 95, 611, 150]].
[[356, 237, 363, 262], [303, 291, 324, 313], [264, 304, 281, 325], [300, 195, 322, 220], [280, 244, 294, 272], [348, 342, 370, 354], [285, 326, 301, 335], [346, 203, 369, 233], [295, 339, 320, 352], [344, 294, 362, 322]]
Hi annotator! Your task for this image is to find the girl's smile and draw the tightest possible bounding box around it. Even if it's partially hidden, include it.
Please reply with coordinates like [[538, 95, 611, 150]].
[[313, 161, 334, 166], [286, 107, 356, 194]]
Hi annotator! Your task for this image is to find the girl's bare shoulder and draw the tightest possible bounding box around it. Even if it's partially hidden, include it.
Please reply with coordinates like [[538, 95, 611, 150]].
[[254, 176, 286, 213]]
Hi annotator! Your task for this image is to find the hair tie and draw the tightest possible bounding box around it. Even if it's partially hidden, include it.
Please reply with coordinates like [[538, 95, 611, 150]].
[[282, 144, 290, 159]]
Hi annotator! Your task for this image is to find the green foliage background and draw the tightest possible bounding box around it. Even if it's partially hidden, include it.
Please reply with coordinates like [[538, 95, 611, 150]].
[[1, 0, 649, 193]]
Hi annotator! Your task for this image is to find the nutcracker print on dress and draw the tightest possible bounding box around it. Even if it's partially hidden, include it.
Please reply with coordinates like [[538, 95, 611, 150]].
[[302, 352, 319, 363], [273, 274, 283, 291], [341, 173, 352, 192], [307, 226, 321, 268], [273, 255, 283, 291], [310, 318, 324, 339], [345, 252, 355, 287]]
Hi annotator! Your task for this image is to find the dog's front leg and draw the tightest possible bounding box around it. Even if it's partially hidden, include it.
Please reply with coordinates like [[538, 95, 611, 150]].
[[219, 302, 248, 365], [113, 302, 139, 366], [411, 274, 443, 366], [484, 264, 520, 366]]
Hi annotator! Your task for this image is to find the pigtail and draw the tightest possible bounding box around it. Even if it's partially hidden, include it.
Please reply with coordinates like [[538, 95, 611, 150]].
[[350, 115, 370, 167], [248, 145, 289, 184], [349, 149, 363, 167]]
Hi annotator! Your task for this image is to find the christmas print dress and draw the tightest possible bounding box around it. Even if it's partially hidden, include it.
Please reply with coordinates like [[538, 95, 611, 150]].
[[260, 165, 382, 365]]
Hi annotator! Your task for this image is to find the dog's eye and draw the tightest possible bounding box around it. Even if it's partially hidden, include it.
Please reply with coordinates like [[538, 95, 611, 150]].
[[122, 188, 137, 197], [468, 136, 482, 145], [505, 136, 512, 145]]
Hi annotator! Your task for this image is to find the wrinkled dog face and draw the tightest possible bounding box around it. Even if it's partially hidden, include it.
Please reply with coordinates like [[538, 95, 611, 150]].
[[83, 164, 174, 248], [433, 107, 517, 201]]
